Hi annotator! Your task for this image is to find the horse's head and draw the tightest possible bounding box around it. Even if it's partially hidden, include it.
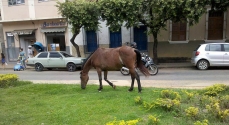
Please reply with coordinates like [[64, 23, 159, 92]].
[[80, 71, 89, 89]]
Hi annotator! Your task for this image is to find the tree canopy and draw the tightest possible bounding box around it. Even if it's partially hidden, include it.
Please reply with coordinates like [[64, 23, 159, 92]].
[[99, 0, 209, 63], [56, 0, 100, 56], [56, 0, 229, 61], [56, 0, 100, 33]]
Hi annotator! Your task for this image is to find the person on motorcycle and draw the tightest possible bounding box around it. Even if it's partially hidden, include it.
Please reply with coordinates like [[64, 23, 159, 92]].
[[129, 42, 137, 49], [121, 42, 158, 75]]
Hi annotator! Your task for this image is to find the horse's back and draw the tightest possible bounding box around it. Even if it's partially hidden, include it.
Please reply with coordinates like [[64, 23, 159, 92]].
[[90, 47, 122, 70]]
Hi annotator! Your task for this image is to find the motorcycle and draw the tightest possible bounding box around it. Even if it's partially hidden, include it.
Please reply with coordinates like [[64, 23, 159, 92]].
[[120, 53, 158, 75]]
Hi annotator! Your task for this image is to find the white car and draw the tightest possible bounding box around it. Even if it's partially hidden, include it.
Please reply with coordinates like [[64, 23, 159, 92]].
[[191, 43, 229, 70], [27, 51, 86, 72]]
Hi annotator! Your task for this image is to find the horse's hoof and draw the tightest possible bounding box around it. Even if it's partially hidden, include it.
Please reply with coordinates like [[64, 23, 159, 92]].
[[128, 88, 133, 91], [113, 85, 116, 89], [98, 88, 103, 91]]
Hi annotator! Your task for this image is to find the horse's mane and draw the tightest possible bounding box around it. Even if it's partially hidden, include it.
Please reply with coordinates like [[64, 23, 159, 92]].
[[82, 49, 96, 69]]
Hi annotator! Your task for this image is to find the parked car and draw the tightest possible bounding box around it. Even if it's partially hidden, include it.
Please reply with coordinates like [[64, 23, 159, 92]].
[[27, 51, 86, 72], [191, 43, 229, 70]]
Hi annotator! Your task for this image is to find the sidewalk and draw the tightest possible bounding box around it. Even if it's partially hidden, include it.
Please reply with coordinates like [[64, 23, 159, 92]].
[[4, 62, 193, 69]]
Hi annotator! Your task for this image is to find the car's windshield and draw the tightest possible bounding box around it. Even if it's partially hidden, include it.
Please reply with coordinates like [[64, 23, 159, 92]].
[[60, 52, 74, 57]]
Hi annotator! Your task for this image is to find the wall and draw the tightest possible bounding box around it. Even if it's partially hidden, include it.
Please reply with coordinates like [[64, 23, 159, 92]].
[[1, 0, 63, 21]]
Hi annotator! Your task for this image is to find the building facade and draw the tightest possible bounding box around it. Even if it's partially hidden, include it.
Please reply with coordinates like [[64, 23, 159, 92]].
[[75, 7, 229, 62], [0, 1, 229, 63], [0, 0, 71, 62]]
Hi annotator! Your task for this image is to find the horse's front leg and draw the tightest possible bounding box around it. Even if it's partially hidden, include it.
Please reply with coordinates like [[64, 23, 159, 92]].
[[104, 71, 116, 89], [96, 68, 103, 91]]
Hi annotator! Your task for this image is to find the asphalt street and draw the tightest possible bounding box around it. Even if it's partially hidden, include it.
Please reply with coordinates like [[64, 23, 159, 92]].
[[1, 67, 229, 89]]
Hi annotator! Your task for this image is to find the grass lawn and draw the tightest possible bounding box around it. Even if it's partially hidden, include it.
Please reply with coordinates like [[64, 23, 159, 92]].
[[0, 82, 229, 125]]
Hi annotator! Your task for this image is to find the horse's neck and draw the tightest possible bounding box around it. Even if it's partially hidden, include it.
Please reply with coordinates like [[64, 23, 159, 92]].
[[82, 58, 92, 74]]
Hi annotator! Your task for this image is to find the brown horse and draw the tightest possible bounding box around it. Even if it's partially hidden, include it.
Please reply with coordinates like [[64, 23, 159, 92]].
[[80, 46, 150, 92]]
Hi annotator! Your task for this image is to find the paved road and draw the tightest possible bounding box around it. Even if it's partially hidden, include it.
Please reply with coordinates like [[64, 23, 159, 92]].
[[1, 67, 229, 89]]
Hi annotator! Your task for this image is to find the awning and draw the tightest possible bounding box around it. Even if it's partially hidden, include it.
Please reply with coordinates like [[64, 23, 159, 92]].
[[40, 27, 66, 33], [11, 29, 36, 35]]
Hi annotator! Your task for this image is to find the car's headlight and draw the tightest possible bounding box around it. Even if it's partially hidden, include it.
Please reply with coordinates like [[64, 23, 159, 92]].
[[81, 59, 84, 63], [81, 59, 85, 63]]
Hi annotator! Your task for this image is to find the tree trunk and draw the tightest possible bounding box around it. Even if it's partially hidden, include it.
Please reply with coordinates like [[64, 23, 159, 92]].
[[152, 31, 158, 65], [70, 33, 81, 57]]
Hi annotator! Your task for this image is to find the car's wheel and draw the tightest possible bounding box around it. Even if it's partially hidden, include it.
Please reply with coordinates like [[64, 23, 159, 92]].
[[67, 63, 76, 72], [35, 63, 44, 71], [197, 60, 209, 70]]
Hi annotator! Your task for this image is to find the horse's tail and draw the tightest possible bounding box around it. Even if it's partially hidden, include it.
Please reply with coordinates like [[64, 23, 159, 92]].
[[134, 50, 150, 77]]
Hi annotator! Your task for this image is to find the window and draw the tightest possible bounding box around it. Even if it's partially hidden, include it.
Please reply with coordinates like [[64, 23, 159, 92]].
[[37, 53, 48, 58], [205, 44, 221, 51], [172, 21, 187, 41], [208, 10, 224, 40], [8, 0, 25, 5], [49, 52, 62, 58], [223, 44, 229, 52]]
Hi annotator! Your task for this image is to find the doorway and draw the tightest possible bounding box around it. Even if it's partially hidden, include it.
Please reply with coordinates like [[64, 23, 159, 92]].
[[110, 29, 122, 48], [46, 32, 66, 51], [134, 26, 147, 51], [19, 36, 36, 58]]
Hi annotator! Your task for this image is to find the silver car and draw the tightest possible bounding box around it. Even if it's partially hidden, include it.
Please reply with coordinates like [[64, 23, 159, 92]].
[[27, 51, 86, 72], [191, 43, 229, 70]]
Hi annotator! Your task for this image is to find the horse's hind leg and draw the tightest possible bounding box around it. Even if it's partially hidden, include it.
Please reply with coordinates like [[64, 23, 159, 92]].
[[129, 68, 142, 93], [129, 75, 135, 92], [104, 71, 116, 89], [135, 71, 142, 93], [128, 68, 136, 92], [96, 68, 103, 91]]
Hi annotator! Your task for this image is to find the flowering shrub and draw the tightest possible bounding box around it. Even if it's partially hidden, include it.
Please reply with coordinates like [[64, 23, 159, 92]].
[[148, 115, 160, 125], [193, 119, 208, 125], [155, 98, 180, 111], [161, 90, 181, 100], [217, 109, 229, 122], [142, 101, 155, 110], [185, 107, 199, 119], [0, 74, 19, 88], [220, 95, 229, 109], [182, 90, 195, 101], [106, 118, 140, 125], [206, 101, 229, 122], [203, 84, 227, 96], [134, 96, 142, 104]]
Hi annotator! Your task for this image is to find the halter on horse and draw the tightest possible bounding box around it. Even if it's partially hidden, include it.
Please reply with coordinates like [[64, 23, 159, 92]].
[[80, 46, 150, 93]]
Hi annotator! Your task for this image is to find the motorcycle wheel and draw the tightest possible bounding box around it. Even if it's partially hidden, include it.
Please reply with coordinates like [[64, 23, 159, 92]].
[[120, 68, 130, 75], [148, 64, 158, 75]]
